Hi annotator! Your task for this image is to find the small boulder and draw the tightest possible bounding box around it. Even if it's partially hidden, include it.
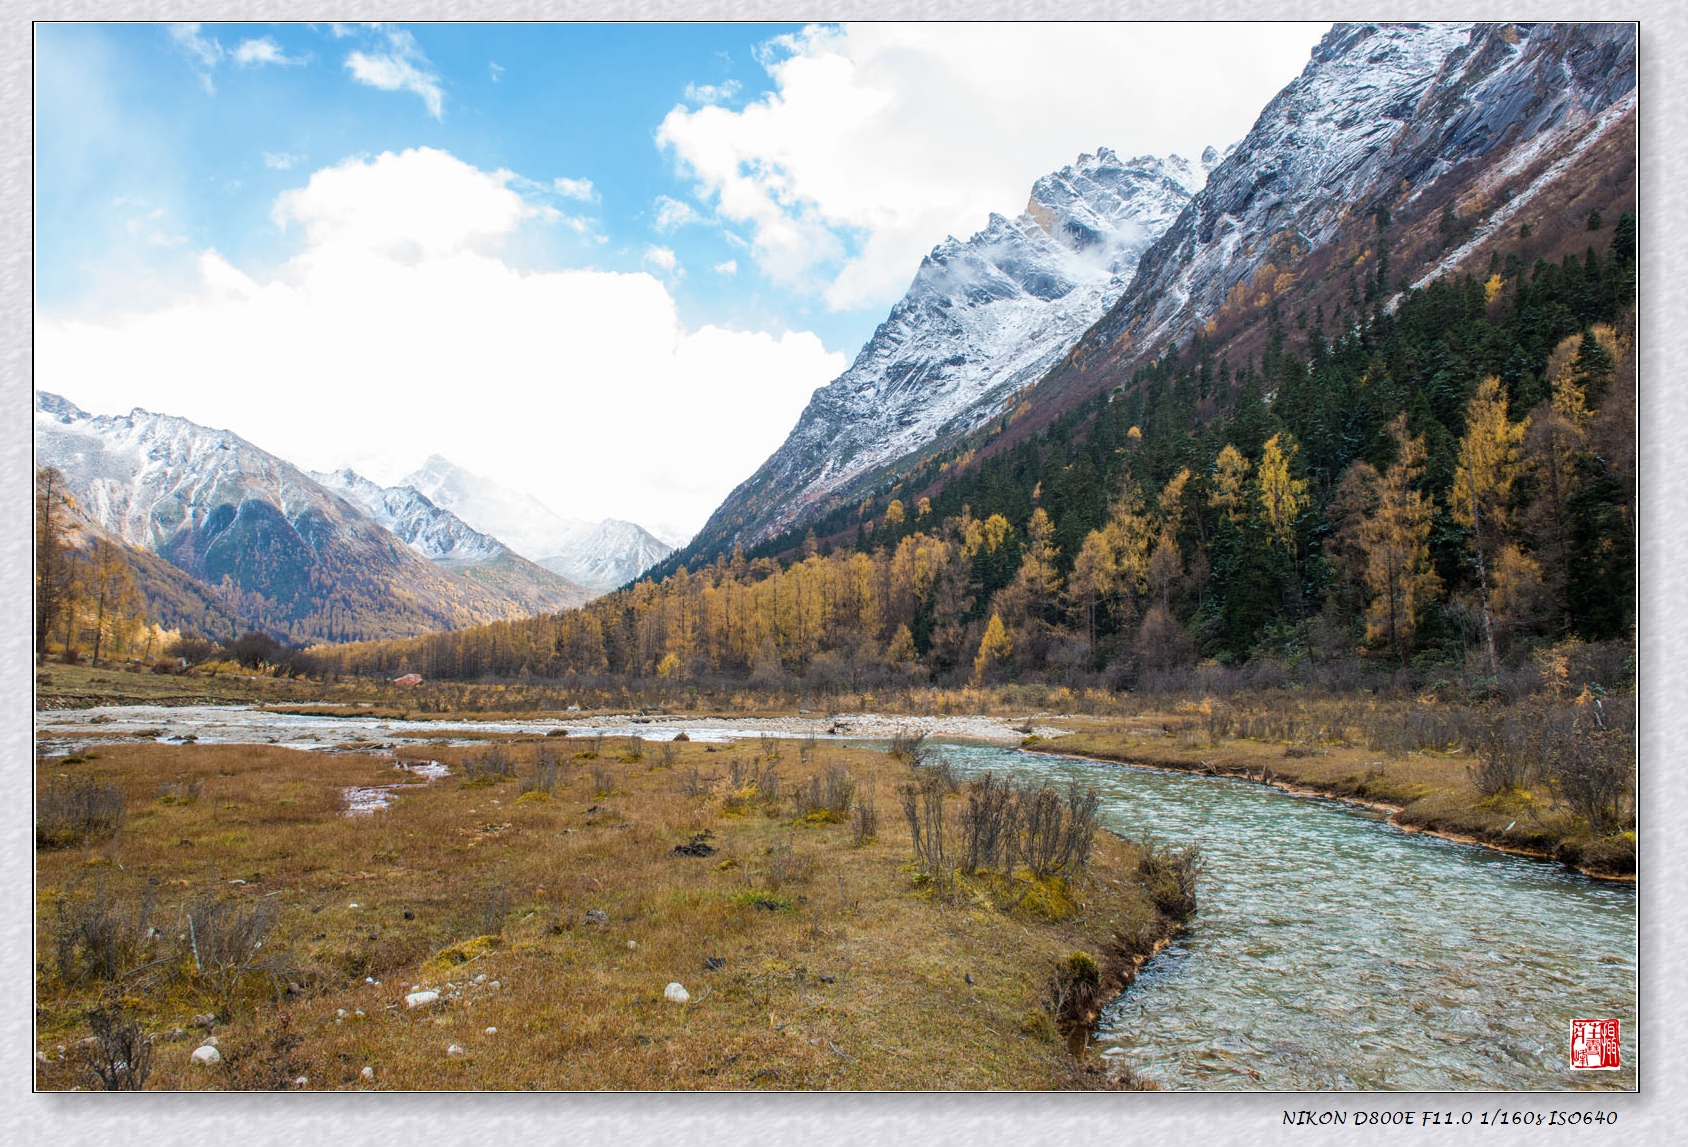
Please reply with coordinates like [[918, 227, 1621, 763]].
[[191, 1013, 217, 1029], [446, 1044, 465, 1057], [485, 1027, 498, 1035], [584, 909, 609, 926], [361, 1065, 375, 1081], [672, 732, 690, 742], [201, 1035, 220, 1048], [664, 982, 691, 1004], [405, 990, 440, 1009], [190, 1045, 221, 1066]]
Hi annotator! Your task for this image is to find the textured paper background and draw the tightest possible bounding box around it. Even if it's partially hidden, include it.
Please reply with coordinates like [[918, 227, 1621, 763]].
[[3, 4, 1679, 1143]]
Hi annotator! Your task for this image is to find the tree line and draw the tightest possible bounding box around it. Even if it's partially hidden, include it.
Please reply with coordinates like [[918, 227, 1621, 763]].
[[322, 217, 1634, 690]]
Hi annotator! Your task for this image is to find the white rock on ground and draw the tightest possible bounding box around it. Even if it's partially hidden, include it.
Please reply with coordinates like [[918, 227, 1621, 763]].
[[664, 982, 690, 1004], [361, 1065, 375, 1081], [485, 1027, 498, 1035], [405, 990, 439, 1008], [191, 1045, 221, 1065], [446, 1044, 465, 1057]]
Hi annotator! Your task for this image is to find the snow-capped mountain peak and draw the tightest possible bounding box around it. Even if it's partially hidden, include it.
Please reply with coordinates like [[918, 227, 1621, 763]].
[[309, 467, 505, 564], [401, 455, 674, 593], [678, 148, 1201, 556]]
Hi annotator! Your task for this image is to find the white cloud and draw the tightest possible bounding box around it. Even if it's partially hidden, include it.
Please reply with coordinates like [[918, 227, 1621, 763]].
[[659, 22, 1326, 311], [683, 79, 741, 105], [489, 61, 505, 82], [234, 38, 307, 67], [552, 176, 596, 202], [37, 147, 843, 536], [652, 194, 704, 232], [643, 245, 680, 273], [169, 23, 223, 92], [118, 202, 187, 247], [262, 151, 303, 170], [345, 27, 444, 118], [713, 260, 737, 276]]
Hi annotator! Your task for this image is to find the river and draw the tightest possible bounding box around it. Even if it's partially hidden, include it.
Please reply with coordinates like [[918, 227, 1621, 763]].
[[36, 706, 1637, 1091]]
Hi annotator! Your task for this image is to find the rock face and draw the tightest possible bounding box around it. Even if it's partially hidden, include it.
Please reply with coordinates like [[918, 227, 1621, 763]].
[[403, 455, 674, 593], [34, 393, 590, 641], [677, 149, 1204, 559], [1071, 21, 1637, 378]]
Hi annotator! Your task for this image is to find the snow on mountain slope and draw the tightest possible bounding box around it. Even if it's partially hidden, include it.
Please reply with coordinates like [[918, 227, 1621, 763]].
[[679, 148, 1203, 557], [34, 393, 589, 640], [403, 456, 674, 593], [1078, 22, 1637, 367], [311, 467, 505, 564], [538, 519, 676, 594]]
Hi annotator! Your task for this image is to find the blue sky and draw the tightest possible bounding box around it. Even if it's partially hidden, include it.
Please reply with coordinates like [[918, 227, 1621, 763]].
[[34, 21, 1326, 539]]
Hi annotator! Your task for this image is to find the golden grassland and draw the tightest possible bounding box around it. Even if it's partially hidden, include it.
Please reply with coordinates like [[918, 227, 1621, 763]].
[[34, 736, 1180, 1091], [1030, 704, 1634, 880]]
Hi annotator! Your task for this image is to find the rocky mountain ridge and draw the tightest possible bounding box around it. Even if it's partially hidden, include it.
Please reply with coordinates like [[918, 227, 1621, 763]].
[[670, 147, 1205, 562], [34, 394, 591, 642]]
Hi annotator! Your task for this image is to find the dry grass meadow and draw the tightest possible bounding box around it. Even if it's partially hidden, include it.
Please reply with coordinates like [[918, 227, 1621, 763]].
[[34, 732, 1184, 1091]]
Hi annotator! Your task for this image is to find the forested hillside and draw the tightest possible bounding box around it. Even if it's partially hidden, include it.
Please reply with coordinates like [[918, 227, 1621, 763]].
[[326, 215, 1634, 690]]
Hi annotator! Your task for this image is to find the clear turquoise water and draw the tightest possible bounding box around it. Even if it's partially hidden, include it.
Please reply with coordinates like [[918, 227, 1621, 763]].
[[938, 743, 1638, 1092]]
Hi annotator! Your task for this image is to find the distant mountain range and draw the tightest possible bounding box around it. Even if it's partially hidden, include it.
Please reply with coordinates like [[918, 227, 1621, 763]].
[[34, 393, 671, 642], [402, 455, 674, 593]]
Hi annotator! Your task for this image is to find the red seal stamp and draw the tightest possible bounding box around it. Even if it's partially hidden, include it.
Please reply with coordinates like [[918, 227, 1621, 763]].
[[1569, 1019, 1621, 1070]]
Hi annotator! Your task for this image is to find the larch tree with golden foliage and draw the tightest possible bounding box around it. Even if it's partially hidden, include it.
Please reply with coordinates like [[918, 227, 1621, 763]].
[[1452, 375, 1527, 676], [973, 613, 1012, 683], [1358, 414, 1442, 663]]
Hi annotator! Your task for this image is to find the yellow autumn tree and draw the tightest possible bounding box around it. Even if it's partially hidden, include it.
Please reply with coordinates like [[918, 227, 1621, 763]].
[[1358, 414, 1442, 662], [1452, 375, 1527, 675], [1209, 444, 1252, 524], [973, 613, 1012, 683], [1065, 529, 1116, 645], [1256, 433, 1308, 553]]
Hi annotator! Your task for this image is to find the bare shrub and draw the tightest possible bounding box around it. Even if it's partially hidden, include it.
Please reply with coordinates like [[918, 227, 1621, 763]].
[[37, 775, 125, 847], [658, 739, 679, 768], [591, 766, 618, 796], [518, 759, 558, 797], [792, 765, 855, 822], [1136, 838, 1202, 920], [758, 733, 781, 761], [1469, 709, 1533, 796], [799, 734, 817, 763], [462, 746, 515, 783], [183, 891, 281, 1003], [762, 845, 812, 891], [960, 773, 1016, 877], [1016, 782, 1101, 883], [889, 729, 931, 768], [1545, 697, 1635, 835], [52, 876, 158, 985], [851, 789, 880, 848], [679, 765, 703, 798], [899, 772, 950, 892], [79, 1000, 152, 1091], [621, 736, 644, 763]]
